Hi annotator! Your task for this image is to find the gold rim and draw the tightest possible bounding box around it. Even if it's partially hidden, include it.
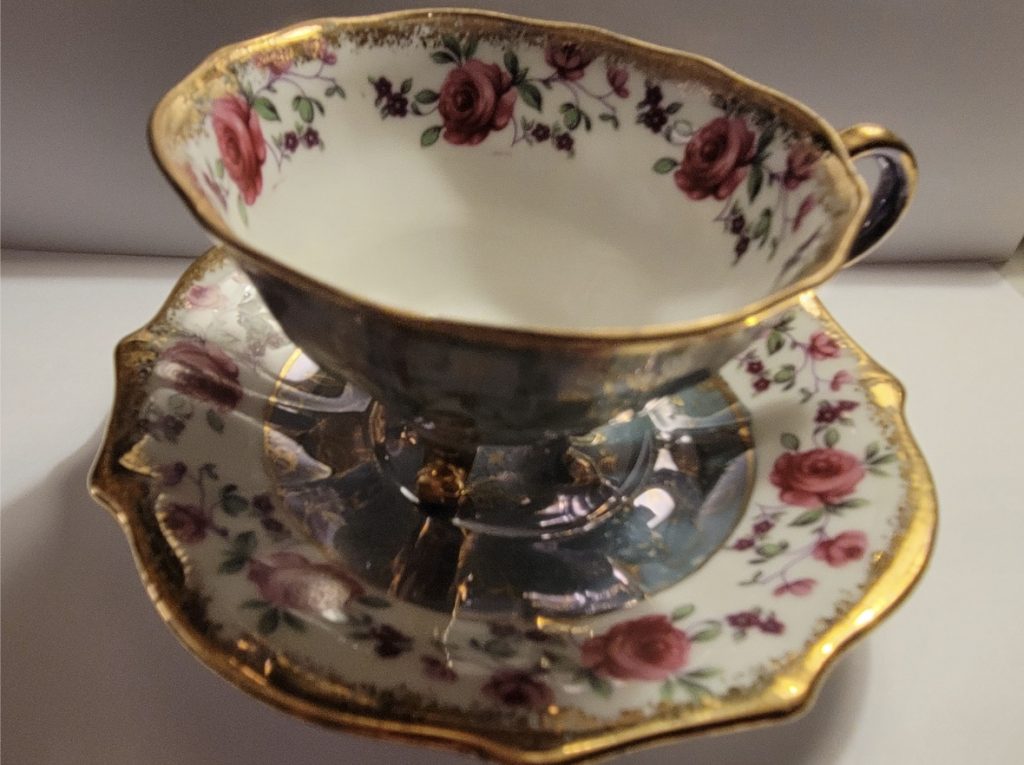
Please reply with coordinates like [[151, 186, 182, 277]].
[[89, 247, 936, 764], [149, 7, 873, 347]]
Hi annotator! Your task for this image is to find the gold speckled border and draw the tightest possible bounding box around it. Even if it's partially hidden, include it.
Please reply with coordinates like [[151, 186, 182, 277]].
[[89, 247, 935, 764]]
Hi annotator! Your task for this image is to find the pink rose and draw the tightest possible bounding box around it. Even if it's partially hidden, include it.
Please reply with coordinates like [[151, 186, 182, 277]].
[[185, 284, 225, 309], [808, 331, 842, 360], [581, 614, 690, 681], [606, 66, 630, 97], [830, 370, 854, 391], [437, 59, 516, 146], [674, 117, 757, 200], [545, 41, 594, 81], [784, 142, 820, 190], [770, 448, 866, 507], [481, 670, 554, 710], [159, 339, 243, 411], [813, 531, 869, 567], [247, 552, 363, 622], [773, 578, 816, 597], [211, 95, 266, 205]]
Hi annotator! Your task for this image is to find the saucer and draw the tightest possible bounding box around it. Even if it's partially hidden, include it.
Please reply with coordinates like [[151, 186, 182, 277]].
[[90, 247, 935, 763]]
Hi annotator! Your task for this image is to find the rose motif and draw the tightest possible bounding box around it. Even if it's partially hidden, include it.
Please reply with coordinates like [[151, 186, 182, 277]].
[[830, 370, 854, 391], [770, 448, 866, 507], [185, 284, 225, 309], [159, 340, 243, 411], [544, 41, 594, 81], [163, 503, 208, 544], [437, 59, 516, 146], [813, 530, 869, 567], [247, 552, 363, 623], [481, 670, 554, 710], [581, 614, 690, 681], [211, 95, 267, 205], [674, 117, 756, 200], [808, 331, 842, 360], [783, 142, 820, 190], [606, 66, 630, 97], [773, 578, 816, 597]]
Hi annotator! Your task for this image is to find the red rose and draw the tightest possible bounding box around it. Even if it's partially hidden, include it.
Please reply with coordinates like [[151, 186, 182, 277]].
[[437, 59, 516, 146], [247, 552, 363, 622], [159, 339, 243, 411], [581, 614, 690, 681], [808, 331, 841, 360], [606, 66, 630, 97], [783, 142, 820, 190], [544, 41, 594, 81], [481, 670, 554, 710], [770, 448, 865, 507], [813, 530, 869, 567], [674, 117, 756, 200], [211, 95, 266, 205]]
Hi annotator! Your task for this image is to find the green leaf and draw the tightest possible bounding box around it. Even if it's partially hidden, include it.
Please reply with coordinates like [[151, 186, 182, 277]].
[[790, 508, 824, 526], [206, 408, 225, 433], [562, 104, 581, 130], [652, 157, 679, 174], [671, 604, 695, 622], [755, 541, 789, 558], [766, 330, 785, 354], [252, 96, 280, 121], [748, 164, 765, 202], [585, 671, 613, 697], [868, 466, 889, 477], [869, 453, 898, 465], [420, 125, 442, 147], [483, 638, 517, 659], [324, 83, 345, 98], [355, 595, 391, 609], [660, 679, 676, 700], [865, 442, 880, 461], [665, 101, 683, 115], [234, 530, 257, 555], [518, 81, 543, 111], [414, 88, 439, 104], [257, 608, 280, 635], [599, 112, 619, 129], [218, 556, 246, 574], [281, 611, 306, 631], [824, 427, 840, 448], [752, 209, 772, 242], [677, 677, 711, 699], [236, 194, 248, 225], [214, 158, 224, 178], [292, 95, 314, 123], [431, 50, 456, 65], [220, 488, 248, 516], [241, 599, 267, 609], [835, 497, 870, 509], [780, 432, 800, 451], [504, 51, 519, 76], [463, 36, 478, 60], [690, 622, 722, 643], [756, 125, 776, 158], [441, 34, 462, 61], [684, 667, 720, 679], [400, 78, 413, 95], [773, 364, 796, 383]]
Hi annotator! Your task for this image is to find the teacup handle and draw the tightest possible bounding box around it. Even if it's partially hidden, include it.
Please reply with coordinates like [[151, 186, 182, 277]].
[[839, 123, 918, 267]]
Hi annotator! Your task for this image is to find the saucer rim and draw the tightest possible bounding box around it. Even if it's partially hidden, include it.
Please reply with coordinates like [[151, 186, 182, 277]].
[[149, 7, 875, 345], [88, 246, 937, 764]]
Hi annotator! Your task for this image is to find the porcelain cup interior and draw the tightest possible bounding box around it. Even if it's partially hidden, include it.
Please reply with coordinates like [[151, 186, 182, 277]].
[[151, 10, 881, 446]]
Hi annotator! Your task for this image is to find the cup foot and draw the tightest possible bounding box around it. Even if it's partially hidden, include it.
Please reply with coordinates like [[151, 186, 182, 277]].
[[268, 366, 753, 619]]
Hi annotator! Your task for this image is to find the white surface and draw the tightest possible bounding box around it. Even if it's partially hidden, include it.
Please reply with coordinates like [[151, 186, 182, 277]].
[[2, 251, 1023, 763], [2, 0, 1023, 261]]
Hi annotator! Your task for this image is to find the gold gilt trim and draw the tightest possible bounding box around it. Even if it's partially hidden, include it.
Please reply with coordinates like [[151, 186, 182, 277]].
[[150, 8, 884, 346], [89, 247, 936, 764]]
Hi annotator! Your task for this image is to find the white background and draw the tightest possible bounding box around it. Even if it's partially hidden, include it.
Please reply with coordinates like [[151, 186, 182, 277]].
[[1, 0, 1022, 260]]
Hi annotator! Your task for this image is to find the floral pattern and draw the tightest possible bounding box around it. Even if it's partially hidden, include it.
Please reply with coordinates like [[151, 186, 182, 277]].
[[110, 252, 916, 728]]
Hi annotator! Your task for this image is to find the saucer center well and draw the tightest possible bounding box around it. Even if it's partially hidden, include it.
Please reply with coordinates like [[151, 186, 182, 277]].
[[264, 357, 753, 620]]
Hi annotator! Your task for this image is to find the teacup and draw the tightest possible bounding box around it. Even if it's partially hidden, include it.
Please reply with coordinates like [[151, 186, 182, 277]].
[[150, 9, 915, 471]]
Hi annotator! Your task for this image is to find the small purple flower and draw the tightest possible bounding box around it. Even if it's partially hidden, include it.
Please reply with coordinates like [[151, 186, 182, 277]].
[[531, 123, 551, 142], [372, 624, 413, 658], [639, 83, 663, 108], [727, 610, 760, 630], [421, 655, 458, 682], [304, 129, 320, 148], [753, 378, 771, 392], [554, 133, 574, 152], [730, 214, 746, 234], [156, 461, 187, 486], [732, 537, 755, 551], [373, 77, 392, 103], [746, 360, 764, 375], [283, 132, 299, 152], [753, 520, 774, 535], [759, 614, 785, 634], [252, 493, 274, 514], [481, 670, 554, 710], [163, 503, 209, 544], [735, 235, 750, 257], [641, 107, 668, 133]]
